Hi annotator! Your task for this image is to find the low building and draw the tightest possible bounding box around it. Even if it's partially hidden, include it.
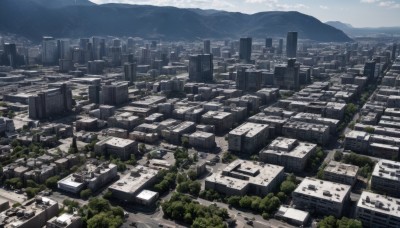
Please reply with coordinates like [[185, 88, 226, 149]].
[[292, 177, 351, 217], [275, 205, 310, 227], [135, 190, 159, 206], [345, 131, 372, 154], [188, 131, 215, 149], [205, 159, 284, 196], [323, 161, 359, 187], [161, 121, 196, 145], [355, 191, 400, 228], [201, 111, 233, 133], [58, 162, 117, 194], [371, 159, 400, 197], [259, 137, 316, 172], [228, 122, 269, 154], [108, 165, 158, 203], [282, 121, 330, 145], [46, 213, 82, 228], [0, 197, 59, 228], [94, 137, 138, 160]]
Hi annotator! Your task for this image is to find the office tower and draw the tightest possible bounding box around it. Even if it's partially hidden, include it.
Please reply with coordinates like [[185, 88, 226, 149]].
[[57, 39, 71, 60], [3, 43, 17, 68], [113, 39, 121, 47], [204, 40, 211, 54], [189, 54, 213, 83], [239, 38, 252, 63], [87, 60, 105, 74], [101, 82, 129, 106], [236, 68, 263, 92], [92, 37, 105, 60], [265, 38, 273, 48], [109, 46, 122, 66], [392, 43, 398, 61], [28, 83, 73, 119], [363, 60, 378, 81], [150, 41, 157, 50], [274, 58, 300, 90], [277, 39, 283, 55], [79, 38, 90, 50], [140, 47, 150, 65], [286, 32, 298, 58], [89, 85, 101, 104], [124, 62, 137, 84], [127, 37, 135, 50], [42, 36, 58, 65]]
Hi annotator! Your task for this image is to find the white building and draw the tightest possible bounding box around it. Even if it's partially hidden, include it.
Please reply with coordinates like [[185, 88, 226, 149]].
[[259, 137, 316, 172], [356, 191, 400, 228], [205, 159, 284, 196], [371, 159, 400, 197], [292, 177, 351, 217]]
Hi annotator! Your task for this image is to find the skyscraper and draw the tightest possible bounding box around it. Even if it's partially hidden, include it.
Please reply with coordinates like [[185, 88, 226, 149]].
[[204, 40, 211, 54], [392, 43, 398, 61], [57, 39, 71, 60], [239, 37, 252, 63], [286, 32, 298, 58], [42, 36, 58, 65], [124, 62, 137, 85], [265, 38, 273, 48], [277, 39, 283, 55], [189, 54, 213, 83], [274, 58, 300, 90], [236, 68, 263, 92]]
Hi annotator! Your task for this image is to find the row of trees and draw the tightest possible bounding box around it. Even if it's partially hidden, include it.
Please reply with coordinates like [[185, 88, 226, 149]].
[[317, 216, 362, 228], [162, 193, 229, 228]]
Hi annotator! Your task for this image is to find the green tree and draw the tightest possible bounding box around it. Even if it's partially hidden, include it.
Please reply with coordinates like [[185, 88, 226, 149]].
[[87, 212, 123, 228], [80, 189, 93, 200], [280, 180, 297, 194], [45, 176, 60, 189], [334, 151, 343, 161]]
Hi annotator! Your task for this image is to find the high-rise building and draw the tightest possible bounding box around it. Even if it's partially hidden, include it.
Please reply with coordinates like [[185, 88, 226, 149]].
[[286, 32, 298, 58], [42, 36, 58, 65], [392, 43, 398, 61], [236, 68, 263, 92], [265, 38, 273, 48], [92, 37, 105, 60], [3, 43, 17, 68], [363, 60, 378, 81], [204, 40, 211, 54], [124, 62, 137, 84], [188, 54, 213, 83], [101, 82, 129, 106], [57, 39, 71, 60], [28, 83, 73, 119], [274, 58, 300, 90], [277, 39, 283, 55], [239, 37, 252, 63]]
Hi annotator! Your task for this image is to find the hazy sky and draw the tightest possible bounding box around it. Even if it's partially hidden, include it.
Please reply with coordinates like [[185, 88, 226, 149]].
[[89, 0, 400, 27]]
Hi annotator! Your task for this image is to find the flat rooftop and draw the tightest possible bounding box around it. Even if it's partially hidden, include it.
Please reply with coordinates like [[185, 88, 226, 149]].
[[372, 159, 400, 181], [229, 122, 268, 137], [109, 165, 158, 195], [357, 191, 400, 218], [206, 159, 284, 191], [262, 137, 316, 158], [294, 177, 351, 203], [324, 161, 359, 177]]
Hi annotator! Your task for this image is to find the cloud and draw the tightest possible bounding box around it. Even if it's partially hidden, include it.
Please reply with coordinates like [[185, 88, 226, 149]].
[[319, 5, 329, 10], [360, 0, 400, 8]]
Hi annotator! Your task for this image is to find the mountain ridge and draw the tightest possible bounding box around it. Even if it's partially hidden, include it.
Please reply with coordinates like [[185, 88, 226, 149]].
[[0, 0, 352, 42]]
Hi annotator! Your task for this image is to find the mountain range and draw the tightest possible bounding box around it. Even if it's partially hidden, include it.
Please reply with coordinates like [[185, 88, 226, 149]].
[[326, 21, 400, 37], [0, 0, 352, 42]]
